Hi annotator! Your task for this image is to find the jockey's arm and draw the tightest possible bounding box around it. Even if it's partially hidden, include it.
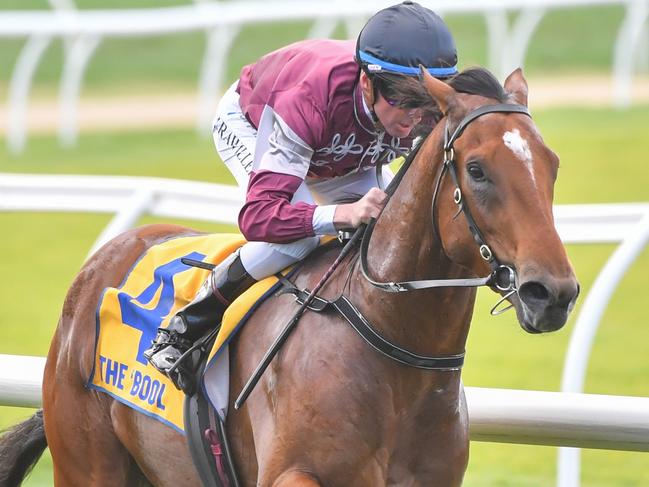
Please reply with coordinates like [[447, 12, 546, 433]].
[[238, 170, 386, 243], [238, 170, 322, 243], [239, 107, 386, 243]]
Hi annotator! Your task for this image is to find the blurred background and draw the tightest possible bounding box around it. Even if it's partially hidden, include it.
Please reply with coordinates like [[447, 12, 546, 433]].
[[1, 1, 648, 486]]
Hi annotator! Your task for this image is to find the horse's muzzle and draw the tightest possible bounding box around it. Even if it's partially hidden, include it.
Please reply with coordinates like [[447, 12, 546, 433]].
[[515, 276, 580, 333]]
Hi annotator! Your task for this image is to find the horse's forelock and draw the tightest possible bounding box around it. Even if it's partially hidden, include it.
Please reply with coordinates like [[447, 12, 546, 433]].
[[448, 68, 510, 103]]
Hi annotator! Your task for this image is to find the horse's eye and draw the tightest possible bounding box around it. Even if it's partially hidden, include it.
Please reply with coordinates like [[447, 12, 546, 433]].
[[467, 162, 485, 181]]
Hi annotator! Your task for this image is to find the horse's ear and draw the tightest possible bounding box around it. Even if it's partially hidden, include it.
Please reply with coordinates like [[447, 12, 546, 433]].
[[420, 65, 455, 115], [504, 68, 529, 107]]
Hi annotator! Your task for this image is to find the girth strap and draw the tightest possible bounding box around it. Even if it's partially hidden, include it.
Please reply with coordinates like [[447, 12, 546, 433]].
[[285, 286, 465, 371], [184, 364, 240, 487]]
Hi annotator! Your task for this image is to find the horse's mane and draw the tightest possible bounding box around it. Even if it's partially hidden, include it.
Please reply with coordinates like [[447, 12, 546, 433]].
[[410, 67, 510, 138], [448, 67, 510, 102]]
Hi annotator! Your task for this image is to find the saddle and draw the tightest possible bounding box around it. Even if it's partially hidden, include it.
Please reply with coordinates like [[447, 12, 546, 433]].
[[89, 233, 435, 486], [87, 233, 341, 486], [182, 265, 305, 487], [183, 273, 332, 487]]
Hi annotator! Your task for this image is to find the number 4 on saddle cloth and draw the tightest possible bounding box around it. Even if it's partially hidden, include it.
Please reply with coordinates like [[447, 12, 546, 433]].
[[87, 233, 294, 435]]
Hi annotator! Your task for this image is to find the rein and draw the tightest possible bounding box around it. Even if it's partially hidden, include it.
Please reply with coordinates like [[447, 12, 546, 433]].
[[360, 103, 530, 304], [235, 103, 532, 409], [234, 231, 364, 409]]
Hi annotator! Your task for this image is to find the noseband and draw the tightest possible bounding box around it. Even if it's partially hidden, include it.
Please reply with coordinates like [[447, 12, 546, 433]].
[[360, 103, 531, 312]]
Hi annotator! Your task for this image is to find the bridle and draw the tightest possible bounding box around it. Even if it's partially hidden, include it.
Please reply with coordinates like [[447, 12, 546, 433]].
[[360, 103, 531, 313], [234, 103, 535, 408]]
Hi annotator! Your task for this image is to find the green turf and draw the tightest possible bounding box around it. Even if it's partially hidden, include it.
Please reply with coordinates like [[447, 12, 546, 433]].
[[1, 103, 648, 485], [0, 3, 636, 99], [1, 2, 649, 483], [2, 129, 234, 183], [3, 105, 648, 202]]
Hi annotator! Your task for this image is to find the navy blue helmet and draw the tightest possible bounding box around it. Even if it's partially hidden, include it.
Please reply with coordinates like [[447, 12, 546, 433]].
[[356, 1, 458, 78]]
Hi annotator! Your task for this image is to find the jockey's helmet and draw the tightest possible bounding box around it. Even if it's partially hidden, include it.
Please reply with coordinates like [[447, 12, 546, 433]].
[[356, 1, 458, 79]]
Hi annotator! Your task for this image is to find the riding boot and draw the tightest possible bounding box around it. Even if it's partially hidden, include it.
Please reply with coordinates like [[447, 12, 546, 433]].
[[144, 250, 256, 393]]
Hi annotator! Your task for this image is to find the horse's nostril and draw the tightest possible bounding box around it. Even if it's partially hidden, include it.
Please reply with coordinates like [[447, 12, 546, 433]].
[[519, 281, 550, 305]]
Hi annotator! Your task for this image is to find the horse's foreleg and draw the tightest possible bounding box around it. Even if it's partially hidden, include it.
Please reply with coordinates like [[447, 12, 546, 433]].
[[271, 470, 322, 487]]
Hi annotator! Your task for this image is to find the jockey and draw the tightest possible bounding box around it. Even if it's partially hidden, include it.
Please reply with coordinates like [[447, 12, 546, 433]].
[[144, 1, 458, 390]]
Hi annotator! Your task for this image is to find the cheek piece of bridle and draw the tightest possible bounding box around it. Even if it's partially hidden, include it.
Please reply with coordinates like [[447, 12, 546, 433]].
[[360, 103, 531, 315]]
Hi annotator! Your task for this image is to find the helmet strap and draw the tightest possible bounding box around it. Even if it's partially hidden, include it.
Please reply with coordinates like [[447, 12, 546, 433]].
[[359, 71, 381, 127]]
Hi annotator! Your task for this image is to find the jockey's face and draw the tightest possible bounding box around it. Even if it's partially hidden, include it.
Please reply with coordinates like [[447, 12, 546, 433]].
[[374, 92, 423, 138], [360, 71, 423, 138]]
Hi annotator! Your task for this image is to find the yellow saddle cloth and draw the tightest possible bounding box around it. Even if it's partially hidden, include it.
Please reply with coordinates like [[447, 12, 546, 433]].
[[87, 233, 287, 433]]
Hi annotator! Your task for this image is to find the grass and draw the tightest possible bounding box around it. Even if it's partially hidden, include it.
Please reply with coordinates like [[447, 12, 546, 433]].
[[1, 2, 648, 484], [2, 129, 234, 183], [1, 103, 648, 485], [534, 106, 649, 204], [0, 4, 636, 99], [3, 105, 648, 202]]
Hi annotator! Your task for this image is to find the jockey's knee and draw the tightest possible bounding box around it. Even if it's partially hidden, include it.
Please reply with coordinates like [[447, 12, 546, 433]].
[[240, 238, 319, 280], [270, 236, 320, 260]]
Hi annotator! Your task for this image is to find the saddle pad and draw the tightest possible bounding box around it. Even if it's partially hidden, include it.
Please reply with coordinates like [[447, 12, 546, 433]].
[[87, 233, 281, 433]]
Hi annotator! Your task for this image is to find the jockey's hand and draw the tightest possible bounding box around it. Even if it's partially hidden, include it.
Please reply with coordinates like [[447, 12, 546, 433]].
[[333, 187, 388, 229]]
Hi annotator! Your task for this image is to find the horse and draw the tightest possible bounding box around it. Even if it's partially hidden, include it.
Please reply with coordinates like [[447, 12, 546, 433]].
[[0, 66, 579, 486]]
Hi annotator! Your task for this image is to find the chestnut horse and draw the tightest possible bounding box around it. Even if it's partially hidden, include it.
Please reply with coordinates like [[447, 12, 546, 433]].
[[0, 67, 578, 486]]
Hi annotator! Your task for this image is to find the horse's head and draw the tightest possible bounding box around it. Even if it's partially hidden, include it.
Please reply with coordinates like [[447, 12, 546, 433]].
[[421, 67, 579, 333]]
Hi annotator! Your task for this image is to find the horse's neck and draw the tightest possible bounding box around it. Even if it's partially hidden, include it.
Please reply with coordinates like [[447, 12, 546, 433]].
[[354, 135, 475, 358]]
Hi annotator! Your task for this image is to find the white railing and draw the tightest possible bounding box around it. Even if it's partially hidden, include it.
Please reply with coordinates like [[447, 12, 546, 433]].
[[558, 209, 649, 487], [1, 173, 648, 486], [2, 173, 648, 244], [0, 355, 44, 409], [2, 0, 648, 153], [2, 354, 649, 452], [0, 173, 246, 255]]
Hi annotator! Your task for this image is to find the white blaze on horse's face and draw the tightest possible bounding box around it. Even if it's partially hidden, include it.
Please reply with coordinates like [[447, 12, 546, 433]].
[[502, 129, 535, 186]]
